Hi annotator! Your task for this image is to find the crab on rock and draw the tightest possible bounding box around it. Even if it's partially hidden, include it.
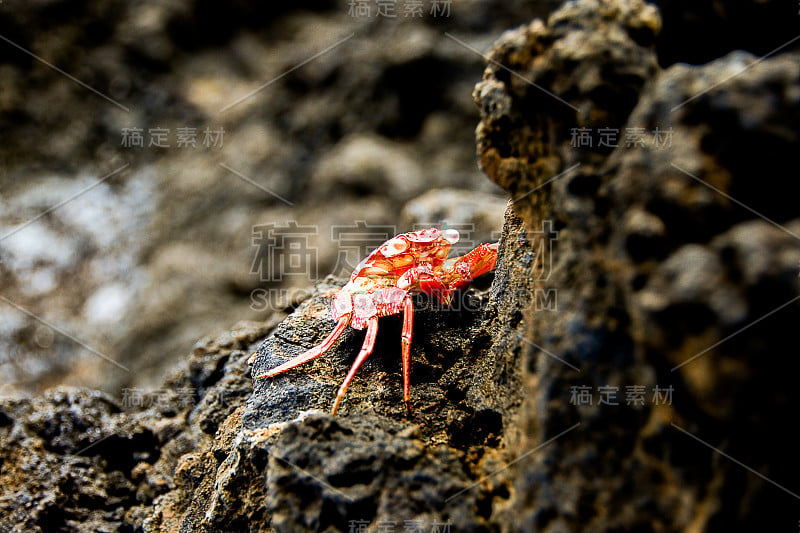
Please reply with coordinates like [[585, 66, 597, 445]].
[[255, 228, 499, 415]]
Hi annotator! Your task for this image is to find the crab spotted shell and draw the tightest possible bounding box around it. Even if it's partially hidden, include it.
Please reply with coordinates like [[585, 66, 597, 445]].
[[348, 228, 460, 281], [332, 228, 463, 329]]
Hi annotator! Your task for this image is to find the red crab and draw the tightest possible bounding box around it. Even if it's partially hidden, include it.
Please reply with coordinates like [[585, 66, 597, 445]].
[[255, 228, 499, 415]]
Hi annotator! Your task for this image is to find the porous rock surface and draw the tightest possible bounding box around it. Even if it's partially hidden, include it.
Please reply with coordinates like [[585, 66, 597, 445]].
[[3, 0, 800, 531], [473, 0, 800, 530], [0, 319, 282, 532]]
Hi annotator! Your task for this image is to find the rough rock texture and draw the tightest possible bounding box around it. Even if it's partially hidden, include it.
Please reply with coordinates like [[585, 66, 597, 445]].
[[0, 319, 281, 532], [3, 0, 800, 531], [148, 259, 517, 531], [473, 0, 800, 530]]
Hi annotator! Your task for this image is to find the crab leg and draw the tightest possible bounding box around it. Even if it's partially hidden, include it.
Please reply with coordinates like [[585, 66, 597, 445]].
[[332, 316, 379, 415], [255, 315, 350, 379], [401, 295, 414, 415]]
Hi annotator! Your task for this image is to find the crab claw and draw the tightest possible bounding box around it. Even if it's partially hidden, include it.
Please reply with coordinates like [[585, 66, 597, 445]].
[[443, 242, 499, 292]]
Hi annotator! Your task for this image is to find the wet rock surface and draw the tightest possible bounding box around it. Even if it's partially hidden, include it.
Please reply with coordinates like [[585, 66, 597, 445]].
[[2, 0, 800, 531]]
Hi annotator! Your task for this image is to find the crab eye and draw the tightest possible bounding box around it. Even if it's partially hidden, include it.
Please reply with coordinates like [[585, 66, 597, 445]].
[[410, 229, 438, 243], [442, 229, 459, 244], [380, 237, 408, 257]]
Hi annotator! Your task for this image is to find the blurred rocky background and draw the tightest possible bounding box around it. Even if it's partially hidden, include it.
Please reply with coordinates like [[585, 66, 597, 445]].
[[0, 0, 543, 398], [2, 0, 800, 532]]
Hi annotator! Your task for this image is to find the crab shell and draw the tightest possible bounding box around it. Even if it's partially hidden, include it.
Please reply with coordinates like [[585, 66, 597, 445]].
[[331, 228, 460, 330]]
